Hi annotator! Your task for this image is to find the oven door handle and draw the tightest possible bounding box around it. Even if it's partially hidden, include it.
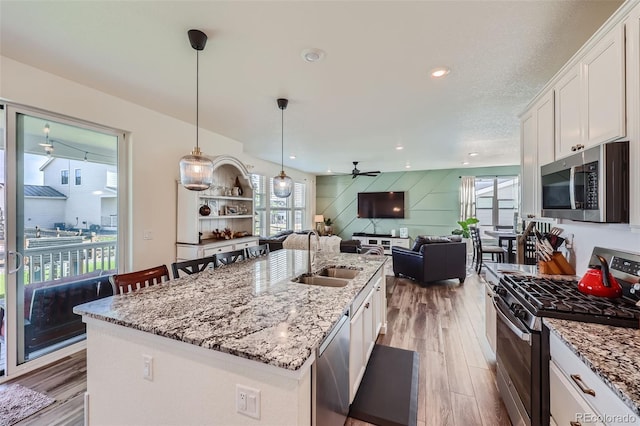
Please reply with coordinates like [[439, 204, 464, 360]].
[[493, 295, 532, 345]]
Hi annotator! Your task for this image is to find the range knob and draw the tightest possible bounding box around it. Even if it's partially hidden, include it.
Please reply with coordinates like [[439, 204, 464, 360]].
[[495, 287, 507, 297], [511, 303, 527, 320]]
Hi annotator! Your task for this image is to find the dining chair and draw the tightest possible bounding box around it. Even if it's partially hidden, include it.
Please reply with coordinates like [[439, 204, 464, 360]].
[[171, 255, 217, 279], [470, 227, 507, 273], [110, 265, 170, 295], [214, 249, 246, 267], [245, 244, 270, 259]]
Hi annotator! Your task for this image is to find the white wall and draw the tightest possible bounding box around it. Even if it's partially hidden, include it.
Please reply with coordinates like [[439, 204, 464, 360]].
[[559, 221, 640, 275], [0, 56, 315, 271]]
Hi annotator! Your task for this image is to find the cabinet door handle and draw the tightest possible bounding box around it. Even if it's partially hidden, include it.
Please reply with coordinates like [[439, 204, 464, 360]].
[[570, 374, 596, 396], [570, 422, 582, 426], [365, 302, 370, 309]]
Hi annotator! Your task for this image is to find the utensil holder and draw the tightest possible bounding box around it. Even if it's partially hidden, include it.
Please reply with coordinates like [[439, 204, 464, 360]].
[[538, 252, 575, 275]]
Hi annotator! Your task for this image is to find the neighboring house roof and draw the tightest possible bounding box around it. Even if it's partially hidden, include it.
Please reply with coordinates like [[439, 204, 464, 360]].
[[24, 185, 67, 198]]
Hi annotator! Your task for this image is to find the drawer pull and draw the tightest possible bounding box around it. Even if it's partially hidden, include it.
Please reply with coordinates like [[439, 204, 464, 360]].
[[570, 422, 581, 426], [365, 302, 370, 309], [570, 374, 595, 397]]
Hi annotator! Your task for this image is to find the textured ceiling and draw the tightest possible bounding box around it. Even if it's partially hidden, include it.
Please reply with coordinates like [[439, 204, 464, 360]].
[[0, 0, 623, 175]]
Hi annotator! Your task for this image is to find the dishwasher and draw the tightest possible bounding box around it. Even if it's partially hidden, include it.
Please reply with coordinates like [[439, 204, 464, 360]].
[[314, 311, 350, 426]]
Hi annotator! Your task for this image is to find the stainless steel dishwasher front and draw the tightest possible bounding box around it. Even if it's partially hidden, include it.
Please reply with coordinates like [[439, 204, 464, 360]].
[[315, 311, 350, 426]]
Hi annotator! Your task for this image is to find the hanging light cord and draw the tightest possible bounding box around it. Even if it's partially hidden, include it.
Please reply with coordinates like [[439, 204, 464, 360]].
[[280, 106, 284, 171], [196, 48, 200, 151]]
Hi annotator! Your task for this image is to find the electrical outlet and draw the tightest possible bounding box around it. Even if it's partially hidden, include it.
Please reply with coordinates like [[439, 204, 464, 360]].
[[143, 355, 153, 381], [236, 385, 260, 419]]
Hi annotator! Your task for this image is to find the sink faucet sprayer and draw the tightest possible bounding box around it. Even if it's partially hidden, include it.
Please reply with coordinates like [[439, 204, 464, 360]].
[[307, 230, 320, 274]]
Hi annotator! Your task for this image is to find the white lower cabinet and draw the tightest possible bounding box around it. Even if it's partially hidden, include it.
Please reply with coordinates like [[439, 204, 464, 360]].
[[349, 269, 385, 403], [549, 331, 640, 426], [550, 362, 603, 426], [176, 236, 258, 261]]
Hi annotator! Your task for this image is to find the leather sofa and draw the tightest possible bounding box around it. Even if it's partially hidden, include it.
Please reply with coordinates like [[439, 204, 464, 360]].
[[392, 236, 466, 284], [259, 230, 362, 253]]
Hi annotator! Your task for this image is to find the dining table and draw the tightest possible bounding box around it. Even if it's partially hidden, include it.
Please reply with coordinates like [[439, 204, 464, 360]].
[[484, 230, 520, 263]]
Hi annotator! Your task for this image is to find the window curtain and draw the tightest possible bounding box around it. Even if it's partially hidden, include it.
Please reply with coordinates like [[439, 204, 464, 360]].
[[460, 176, 476, 220]]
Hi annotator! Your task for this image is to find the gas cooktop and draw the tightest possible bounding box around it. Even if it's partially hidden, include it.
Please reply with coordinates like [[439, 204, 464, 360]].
[[500, 274, 640, 328]]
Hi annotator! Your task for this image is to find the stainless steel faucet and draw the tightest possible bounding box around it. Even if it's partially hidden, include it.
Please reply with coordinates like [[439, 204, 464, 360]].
[[307, 230, 320, 274]]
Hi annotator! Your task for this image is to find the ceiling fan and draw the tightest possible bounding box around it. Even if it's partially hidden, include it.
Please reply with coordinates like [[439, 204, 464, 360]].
[[351, 161, 380, 178]]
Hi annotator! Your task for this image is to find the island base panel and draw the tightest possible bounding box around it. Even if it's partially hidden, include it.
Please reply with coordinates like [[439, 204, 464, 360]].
[[85, 322, 312, 425]]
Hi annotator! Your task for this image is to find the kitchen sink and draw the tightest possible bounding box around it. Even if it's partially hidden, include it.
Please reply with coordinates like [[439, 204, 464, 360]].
[[293, 266, 362, 287], [295, 275, 349, 287], [316, 267, 361, 279]]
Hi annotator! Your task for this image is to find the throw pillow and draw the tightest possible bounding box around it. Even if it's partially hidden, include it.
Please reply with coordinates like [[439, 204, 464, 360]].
[[411, 235, 429, 252]]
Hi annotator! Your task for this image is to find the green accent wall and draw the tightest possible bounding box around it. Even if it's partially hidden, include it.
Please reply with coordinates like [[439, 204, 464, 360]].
[[316, 166, 520, 240]]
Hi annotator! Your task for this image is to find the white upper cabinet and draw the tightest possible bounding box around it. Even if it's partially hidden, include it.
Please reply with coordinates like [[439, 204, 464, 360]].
[[520, 111, 537, 217], [554, 64, 582, 159], [520, 90, 554, 217], [536, 91, 555, 168], [554, 23, 626, 160], [582, 24, 626, 146]]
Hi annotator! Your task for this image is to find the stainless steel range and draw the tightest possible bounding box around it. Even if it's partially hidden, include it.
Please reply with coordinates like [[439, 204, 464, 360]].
[[493, 247, 640, 426]]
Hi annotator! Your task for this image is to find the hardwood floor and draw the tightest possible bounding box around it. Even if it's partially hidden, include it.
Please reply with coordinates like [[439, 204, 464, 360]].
[[6, 266, 510, 426]]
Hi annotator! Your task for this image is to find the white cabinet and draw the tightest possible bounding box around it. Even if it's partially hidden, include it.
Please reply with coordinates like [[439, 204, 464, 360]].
[[351, 235, 410, 255], [555, 64, 582, 159], [176, 155, 257, 260], [582, 24, 626, 146], [482, 270, 498, 354], [554, 24, 626, 160], [520, 90, 554, 217], [625, 3, 640, 229], [349, 268, 385, 403], [549, 331, 640, 426]]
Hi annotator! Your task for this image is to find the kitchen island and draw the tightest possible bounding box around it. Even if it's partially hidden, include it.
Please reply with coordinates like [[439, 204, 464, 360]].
[[74, 249, 386, 425]]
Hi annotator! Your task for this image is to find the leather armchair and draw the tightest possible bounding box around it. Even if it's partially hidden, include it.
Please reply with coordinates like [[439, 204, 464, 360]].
[[392, 242, 466, 284]]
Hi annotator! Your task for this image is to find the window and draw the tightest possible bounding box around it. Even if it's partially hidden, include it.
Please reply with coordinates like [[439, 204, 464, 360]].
[[475, 176, 519, 233], [252, 174, 307, 236], [74, 168, 81, 185], [61, 169, 69, 185]]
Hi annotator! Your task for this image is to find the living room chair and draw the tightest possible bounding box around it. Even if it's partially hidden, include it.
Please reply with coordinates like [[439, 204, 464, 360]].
[[110, 265, 170, 295], [391, 240, 466, 284], [171, 255, 217, 279], [245, 244, 270, 259], [214, 249, 246, 267], [470, 227, 507, 273]]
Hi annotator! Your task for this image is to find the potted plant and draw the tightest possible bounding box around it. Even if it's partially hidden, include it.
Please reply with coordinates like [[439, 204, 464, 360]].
[[452, 217, 479, 254], [452, 217, 479, 238], [324, 218, 333, 236]]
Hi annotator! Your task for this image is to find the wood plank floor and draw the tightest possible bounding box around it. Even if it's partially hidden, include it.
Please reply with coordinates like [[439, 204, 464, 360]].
[[5, 267, 510, 426]]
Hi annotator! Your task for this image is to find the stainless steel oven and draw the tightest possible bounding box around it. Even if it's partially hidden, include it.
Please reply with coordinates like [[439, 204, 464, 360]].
[[493, 295, 548, 426]]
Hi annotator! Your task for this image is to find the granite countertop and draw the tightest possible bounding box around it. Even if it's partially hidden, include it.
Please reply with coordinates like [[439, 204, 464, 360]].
[[74, 250, 386, 371], [545, 318, 640, 416]]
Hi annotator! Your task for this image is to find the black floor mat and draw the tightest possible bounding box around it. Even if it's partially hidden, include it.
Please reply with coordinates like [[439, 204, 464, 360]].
[[348, 344, 419, 426]]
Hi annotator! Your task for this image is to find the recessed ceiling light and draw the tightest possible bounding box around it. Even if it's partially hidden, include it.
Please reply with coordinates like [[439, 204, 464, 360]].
[[301, 48, 325, 63], [462, 161, 470, 166], [430, 67, 450, 78], [327, 168, 332, 173], [289, 154, 296, 159], [395, 146, 404, 151], [405, 163, 411, 169], [469, 152, 479, 157]]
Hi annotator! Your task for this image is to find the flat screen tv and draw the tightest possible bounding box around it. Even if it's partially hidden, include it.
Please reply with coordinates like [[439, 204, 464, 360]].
[[357, 191, 405, 219]]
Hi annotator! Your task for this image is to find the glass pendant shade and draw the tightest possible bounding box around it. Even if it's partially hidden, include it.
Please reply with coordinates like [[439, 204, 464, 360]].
[[273, 170, 293, 198], [180, 146, 214, 191]]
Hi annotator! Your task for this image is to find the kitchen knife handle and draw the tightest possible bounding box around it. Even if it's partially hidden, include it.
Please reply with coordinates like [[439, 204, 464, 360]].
[[570, 374, 596, 396]]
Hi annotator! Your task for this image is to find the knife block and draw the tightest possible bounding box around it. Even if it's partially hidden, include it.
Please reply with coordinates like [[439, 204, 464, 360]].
[[538, 252, 576, 275]]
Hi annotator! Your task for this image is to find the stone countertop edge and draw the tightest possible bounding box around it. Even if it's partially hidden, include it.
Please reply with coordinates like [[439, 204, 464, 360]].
[[74, 250, 387, 372], [545, 318, 640, 416]]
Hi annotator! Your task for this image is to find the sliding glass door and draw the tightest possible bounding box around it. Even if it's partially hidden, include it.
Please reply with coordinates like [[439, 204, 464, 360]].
[[2, 104, 123, 377]]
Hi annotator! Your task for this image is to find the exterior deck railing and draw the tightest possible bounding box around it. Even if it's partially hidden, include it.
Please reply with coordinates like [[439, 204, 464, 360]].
[[23, 240, 117, 284]]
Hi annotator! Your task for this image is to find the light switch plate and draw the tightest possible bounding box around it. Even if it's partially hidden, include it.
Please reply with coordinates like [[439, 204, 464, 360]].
[[142, 355, 153, 380]]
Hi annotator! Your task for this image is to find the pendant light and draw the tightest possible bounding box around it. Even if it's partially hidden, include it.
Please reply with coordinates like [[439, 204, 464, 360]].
[[179, 29, 214, 191], [273, 98, 293, 198]]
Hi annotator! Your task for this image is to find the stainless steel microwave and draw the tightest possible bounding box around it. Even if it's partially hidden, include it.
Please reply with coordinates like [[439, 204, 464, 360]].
[[540, 141, 629, 223]]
